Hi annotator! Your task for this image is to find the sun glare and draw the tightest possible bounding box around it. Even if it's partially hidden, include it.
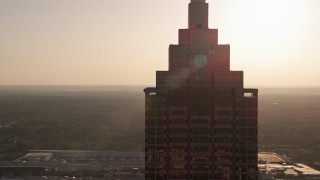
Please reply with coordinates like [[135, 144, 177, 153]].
[[232, 0, 308, 45], [228, 0, 310, 67]]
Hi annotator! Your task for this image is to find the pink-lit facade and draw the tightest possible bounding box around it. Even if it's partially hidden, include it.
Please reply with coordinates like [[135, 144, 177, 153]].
[[144, 0, 258, 179]]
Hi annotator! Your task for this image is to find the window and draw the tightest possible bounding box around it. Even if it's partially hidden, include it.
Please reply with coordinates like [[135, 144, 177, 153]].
[[193, 128, 208, 134], [216, 165, 231, 171], [192, 156, 208, 162], [193, 146, 208, 152], [172, 155, 185, 161], [169, 107, 187, 117], [171, 137, 185, 143], [244, 92, 253, 98], [196, 24, 203, 28], [171, 119, 185, 125], [171, 128, 185, 134], [147, 118, 163, 126], [215, 107, 233, 118], [215, 119, 231, 125], [193, 165, 209, 171], [192, 137, 209, 143], [191, 115, 210, 124], [216, 146, 231, 153], [172, 162, 185, 170], [147, 128, 163, 135], [193, 173, 209, 180], [215, 137, 232, 143], [171, 146, 186, 153], [147, 137, 163, 144], [215, 128, 231, 134]]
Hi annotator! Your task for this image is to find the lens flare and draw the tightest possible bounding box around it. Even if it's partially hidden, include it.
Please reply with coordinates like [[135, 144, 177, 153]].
[[193, 54, 208, 68]]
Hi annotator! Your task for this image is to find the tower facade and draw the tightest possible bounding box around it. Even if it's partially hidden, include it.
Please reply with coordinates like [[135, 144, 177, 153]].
[[144, 1, 258, 179]]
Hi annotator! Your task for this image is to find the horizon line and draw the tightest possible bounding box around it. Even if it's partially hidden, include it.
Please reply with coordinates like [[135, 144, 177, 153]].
[[0, 84, 320, 88]]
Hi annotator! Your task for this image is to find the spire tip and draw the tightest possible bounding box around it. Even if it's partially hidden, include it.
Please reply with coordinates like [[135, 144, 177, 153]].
[[191, 0, 206, 3]]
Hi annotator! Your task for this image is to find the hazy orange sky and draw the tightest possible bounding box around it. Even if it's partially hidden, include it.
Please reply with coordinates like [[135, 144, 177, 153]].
[[0, 0, 319, 87]]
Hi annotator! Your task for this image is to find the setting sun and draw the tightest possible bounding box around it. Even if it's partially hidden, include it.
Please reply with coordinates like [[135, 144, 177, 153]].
[[213, 0, 318, 86]]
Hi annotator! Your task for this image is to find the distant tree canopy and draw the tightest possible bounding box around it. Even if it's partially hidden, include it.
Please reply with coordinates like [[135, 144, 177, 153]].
[[0, 91, 144, 160], [0, 90, 319, 168]]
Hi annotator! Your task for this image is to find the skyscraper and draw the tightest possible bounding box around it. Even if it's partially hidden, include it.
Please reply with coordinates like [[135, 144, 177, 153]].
[[144, 0, 258, 179]]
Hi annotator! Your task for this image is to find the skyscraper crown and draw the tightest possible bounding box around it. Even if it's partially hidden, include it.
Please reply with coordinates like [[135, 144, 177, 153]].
[[189, 0, 208, 29]]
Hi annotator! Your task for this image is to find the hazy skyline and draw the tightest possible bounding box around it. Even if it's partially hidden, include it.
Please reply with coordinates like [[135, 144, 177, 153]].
[[1, 0, 320, 87]]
